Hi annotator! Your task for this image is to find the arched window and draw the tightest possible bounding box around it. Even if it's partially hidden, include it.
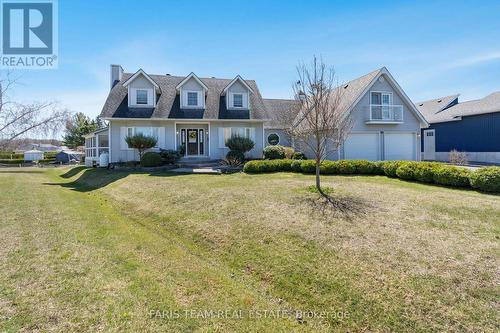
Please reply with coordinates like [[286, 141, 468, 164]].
[[267, 133, 280, 145]]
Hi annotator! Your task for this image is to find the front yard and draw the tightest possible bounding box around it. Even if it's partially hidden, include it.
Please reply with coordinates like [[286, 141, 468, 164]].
[[0, 167, 498, 332]]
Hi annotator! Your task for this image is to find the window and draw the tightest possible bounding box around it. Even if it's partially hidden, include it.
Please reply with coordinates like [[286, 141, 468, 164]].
[[426, 132, 434, 137], [267, 133, 280, 145], [220, 127, 254, 148], [233, 94, 243, 108], [125, 127, 159, 148], [371, 92, 381, 105], [136, 90, 148, 104], [371, 92, 392, 105], [223, 128, 232, 146], [187, 92, 198, 106]]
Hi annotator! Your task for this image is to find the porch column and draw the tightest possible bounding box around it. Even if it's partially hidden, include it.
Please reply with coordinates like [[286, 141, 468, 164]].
[[95, 135, 99, 158]]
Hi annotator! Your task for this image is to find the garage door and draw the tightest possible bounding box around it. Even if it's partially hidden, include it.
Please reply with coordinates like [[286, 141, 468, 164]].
[[384, 133, 415, 160], [344, 133, 379, 160]]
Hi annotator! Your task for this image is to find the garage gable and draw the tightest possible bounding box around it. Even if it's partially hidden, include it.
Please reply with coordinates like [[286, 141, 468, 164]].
[[347, 68, 428, 131]]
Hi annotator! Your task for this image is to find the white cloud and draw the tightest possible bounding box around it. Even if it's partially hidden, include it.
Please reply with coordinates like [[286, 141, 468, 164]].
[[442, 51, 500, 70]]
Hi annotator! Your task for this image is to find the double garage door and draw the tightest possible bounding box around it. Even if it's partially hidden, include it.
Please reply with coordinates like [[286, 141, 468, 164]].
[[344, 132, 416, 161]]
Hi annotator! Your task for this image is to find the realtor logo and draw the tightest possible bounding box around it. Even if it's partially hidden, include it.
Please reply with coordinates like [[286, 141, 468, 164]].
[[0, 0, 58, 68]]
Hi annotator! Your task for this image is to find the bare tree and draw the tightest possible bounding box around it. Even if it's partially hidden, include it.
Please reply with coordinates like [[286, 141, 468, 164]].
[[287, 56, 352, 196], [0, 72, 69, 150]]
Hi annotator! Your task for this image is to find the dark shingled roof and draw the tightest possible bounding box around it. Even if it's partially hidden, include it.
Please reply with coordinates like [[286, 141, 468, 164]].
[[263, 98, 301, 128], [100, 73, 270, 120]]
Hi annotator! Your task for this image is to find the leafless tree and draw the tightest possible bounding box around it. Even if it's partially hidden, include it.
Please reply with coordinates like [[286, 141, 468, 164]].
[[286, 56, 352, 196], [0, 71, 69, 150]]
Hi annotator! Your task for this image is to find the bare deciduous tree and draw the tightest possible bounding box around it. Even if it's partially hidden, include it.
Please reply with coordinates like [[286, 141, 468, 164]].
[[0, 72, 69, 150], [286, 56, 352, 196]]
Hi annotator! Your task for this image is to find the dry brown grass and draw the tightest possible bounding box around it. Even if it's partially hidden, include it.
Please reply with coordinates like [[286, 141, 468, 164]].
[[1, 168, 499, 332]]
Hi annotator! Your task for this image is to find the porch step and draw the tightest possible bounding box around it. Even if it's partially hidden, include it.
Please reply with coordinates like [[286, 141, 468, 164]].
[[177, 158, 221, 168], [171, 167, 222, 174]]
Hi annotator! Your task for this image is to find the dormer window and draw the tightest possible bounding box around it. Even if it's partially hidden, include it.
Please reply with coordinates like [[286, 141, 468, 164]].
[[122, 69, 159, 108], [227, 92, 247, 109], [187, 92, 198, 106], [136, 90, 148, 105], [223, 75, 253, 110], [233, 94, 243, 108], [176, 73, 208, 109]]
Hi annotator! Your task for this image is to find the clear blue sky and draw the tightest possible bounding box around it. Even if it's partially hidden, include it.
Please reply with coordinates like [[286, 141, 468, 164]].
[[9, 0, 500, 119]]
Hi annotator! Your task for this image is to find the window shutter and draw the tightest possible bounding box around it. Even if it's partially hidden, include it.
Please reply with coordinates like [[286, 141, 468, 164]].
[[243, 93, 249, 108], [249, 128, 256, 141], [228, 94, 233, 108], [198, 91, 203, 107], [218, 127, 225, 148], [120, 127, 127, 150], [158, 127, 165, 148], [148, 89, 154, 105], [130, 88, 136, 105]]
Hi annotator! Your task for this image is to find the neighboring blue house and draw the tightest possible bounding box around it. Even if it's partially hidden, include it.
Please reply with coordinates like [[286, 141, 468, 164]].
[[416, 92, 500, 164]]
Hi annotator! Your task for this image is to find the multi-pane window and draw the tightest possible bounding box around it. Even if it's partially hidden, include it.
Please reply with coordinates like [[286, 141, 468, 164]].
[[233, 94, 243, 108], [136, 90, 148, 104], [222, 127, 254, 147], [126, 127, 159, 148], [187, 92, 198, 106]]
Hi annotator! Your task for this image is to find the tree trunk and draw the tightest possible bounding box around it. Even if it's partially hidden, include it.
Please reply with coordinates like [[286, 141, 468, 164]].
[[315, 156, 324, 196]]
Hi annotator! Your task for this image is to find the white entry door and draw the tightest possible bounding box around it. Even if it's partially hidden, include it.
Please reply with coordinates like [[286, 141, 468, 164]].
[[344, 133, 379, 160], [423, 129, 435, 160], [384, 133, 416, 160]]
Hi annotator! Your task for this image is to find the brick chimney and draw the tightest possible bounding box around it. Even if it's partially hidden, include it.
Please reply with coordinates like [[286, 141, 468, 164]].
[[110, 64, 123, 89]]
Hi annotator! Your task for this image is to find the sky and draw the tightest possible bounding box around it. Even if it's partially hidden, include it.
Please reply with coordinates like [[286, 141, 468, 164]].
[[7, 0, 500, 120]]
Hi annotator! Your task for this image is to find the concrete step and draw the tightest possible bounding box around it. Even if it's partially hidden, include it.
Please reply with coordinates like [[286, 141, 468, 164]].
[[171, 167, 222, 174], [178, 158, 221, 168]]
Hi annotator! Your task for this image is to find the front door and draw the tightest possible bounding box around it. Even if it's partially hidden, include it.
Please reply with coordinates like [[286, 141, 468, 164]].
[[423, 129, 435, 160], [187, 129, 199, 155]]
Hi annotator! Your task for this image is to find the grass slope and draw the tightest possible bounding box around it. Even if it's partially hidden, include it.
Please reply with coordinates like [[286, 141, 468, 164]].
[[0, 167, 499, 332]]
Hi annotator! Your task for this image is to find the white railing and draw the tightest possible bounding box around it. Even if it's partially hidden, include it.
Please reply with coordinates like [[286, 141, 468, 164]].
[[368, 104, 403, 122]]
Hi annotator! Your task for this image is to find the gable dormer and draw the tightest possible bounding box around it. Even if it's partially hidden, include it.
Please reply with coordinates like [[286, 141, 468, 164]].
[[176, 72, 208, 109], [222, 75, 253, 110], [122, 69, 159, 108]]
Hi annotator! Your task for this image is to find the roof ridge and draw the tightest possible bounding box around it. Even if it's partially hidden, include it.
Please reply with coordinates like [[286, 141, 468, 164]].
[[122, 72, 256, 82], [415, 94, 460, 105], [263, 98, 297, 101]]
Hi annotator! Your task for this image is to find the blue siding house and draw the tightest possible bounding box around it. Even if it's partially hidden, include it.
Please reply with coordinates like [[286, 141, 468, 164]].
[[416, 93, 500, 164]]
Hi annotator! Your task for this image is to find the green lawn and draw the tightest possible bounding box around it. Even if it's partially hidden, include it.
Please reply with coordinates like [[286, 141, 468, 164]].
[[0, 167, 498, 332]]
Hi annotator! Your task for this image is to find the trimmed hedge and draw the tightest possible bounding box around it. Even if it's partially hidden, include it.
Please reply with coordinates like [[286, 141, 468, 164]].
[[263, 145, 286, 160], [0, 158, 24, 165], [470, 167, 500, 192], [243, 159, 500, 193], [44, 151, 58, 159], [244, 159, 293, 173], [382, 160, 405, 178], [141, 152, 162, 167], [0, 152, 23, 159], [292, 152, 307, 160], [433, 166, 471, 187]]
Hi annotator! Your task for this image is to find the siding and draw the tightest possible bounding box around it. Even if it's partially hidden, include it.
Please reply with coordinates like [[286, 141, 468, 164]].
[[422, 112, 500, 152], [264, 129, 291, 147], [209, 122, 264, 159], [346, 77, 422, 157], [109, 120, 264, 162]]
